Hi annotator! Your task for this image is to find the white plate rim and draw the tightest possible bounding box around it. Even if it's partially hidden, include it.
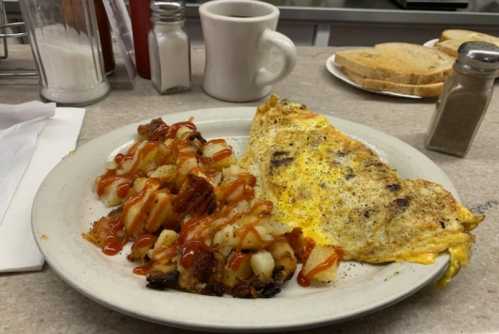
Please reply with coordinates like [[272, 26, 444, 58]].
[[32, 107, 454, 332], [424, 38, 439, 48], [325, 54, 425, 99]]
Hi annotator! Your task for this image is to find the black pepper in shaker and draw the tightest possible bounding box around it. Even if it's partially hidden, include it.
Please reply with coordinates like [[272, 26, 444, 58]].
[[426, 41, 499, 157]]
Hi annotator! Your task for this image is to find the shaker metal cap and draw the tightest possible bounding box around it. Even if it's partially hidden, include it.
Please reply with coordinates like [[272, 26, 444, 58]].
[[457, 41, 499, 72], [151, 1, 185, 22]]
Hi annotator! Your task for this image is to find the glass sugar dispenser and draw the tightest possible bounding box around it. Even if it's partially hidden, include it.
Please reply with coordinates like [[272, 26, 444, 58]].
[[426, 41, 499, 157], [19, 0, 110, 105], [149, 1, 191, 94]]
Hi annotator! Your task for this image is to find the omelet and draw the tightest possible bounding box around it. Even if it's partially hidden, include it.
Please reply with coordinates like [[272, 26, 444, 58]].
[[240, 95, 484, 285]]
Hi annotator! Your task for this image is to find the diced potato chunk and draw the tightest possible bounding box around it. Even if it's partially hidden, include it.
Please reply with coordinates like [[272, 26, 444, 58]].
[[239, 229, 264, 250], [213, 225, 237, 248], [269, 241, 297, 281], [123, 181, 160, 237], [266, 220, 293, 236], [133, 177, 148, 192], [176, 126, 193, 139], [302, 245, 341, 285], [254, 224, 274, 242], [250, 251, 275, 281], [97, 178, 129, 207], [148, 165, 177, 183], [223, 252, 252, 288], [222, 165, 242, 182], [154, 229, 178, 249], [203, 141, 227, 158], [145, 191, 176, 233]]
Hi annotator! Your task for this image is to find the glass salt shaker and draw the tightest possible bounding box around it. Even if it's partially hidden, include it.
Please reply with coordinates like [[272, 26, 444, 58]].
[[426, 41, 499, 157], [149, 1, 191, 94]]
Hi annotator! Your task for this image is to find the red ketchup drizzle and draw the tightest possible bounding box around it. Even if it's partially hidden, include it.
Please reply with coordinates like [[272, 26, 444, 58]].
[[129, 235, 157, 275], [114, 153, 125, 164], [121, 193, 144, 237], [285, 228, 315, 263], [133, 263, 152, 276], [149, 122, 169, 141], [200, 150, 232, 165], [153, 245, 178, 262], [101, 217, 125, 256], [211, 149, 233, 162], [228, 251, 250, 270], [103, 236, 123, 256], [117, 183, 130, 198], [132, 234, 157, 250], [122, 179, 160, 237], [145, 195, 173, 232], [302, 238, 316, 262], [110, 218, 124, 234], [95, 172, 118, 197], [178, 216, 211, 244], [207, 139, 226, 145], [237, 223, 263, 246], [124, 142, 158, 176], [110, 142, 158, 183], [220, 174, 256, 204]]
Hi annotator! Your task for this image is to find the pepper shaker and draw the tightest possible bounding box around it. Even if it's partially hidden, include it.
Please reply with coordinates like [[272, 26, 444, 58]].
[[426, 42, 499, 157], [148, 1, 191, 94]]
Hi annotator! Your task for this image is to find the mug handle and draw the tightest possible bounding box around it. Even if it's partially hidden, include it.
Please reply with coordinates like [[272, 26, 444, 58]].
[[254, 29, 297, 87]]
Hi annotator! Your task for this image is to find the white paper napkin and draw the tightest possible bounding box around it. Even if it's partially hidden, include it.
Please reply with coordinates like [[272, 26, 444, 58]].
[[0, 101, 55, 225], [0, 105, 85, 272]]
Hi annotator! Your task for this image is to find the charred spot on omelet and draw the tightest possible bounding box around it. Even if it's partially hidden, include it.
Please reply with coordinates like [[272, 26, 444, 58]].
[[241, 95, 484, 285]]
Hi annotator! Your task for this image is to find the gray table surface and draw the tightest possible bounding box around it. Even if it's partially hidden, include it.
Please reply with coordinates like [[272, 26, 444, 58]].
[[1, 45, 498, 334]]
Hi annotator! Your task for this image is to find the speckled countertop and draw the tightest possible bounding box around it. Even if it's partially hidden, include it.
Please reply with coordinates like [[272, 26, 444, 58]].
[[1, 45, 498, 334]]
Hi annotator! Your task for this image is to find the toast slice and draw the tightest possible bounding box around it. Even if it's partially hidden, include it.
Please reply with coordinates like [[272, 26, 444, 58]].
[[435, 39, 462, 57], [340, 67, 443, 97], [436, 30, 499, 57], [440, 29, 499, 44], [335, 43, 454, 85]]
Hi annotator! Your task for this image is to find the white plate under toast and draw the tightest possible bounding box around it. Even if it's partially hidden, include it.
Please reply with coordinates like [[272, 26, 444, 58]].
[[424, 39, 439, 48], [326, 54, 425, 99], [32, 107, 455, 332]]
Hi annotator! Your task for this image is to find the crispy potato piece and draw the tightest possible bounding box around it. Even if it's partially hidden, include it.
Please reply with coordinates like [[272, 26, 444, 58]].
[[301, 245, 342, 285]]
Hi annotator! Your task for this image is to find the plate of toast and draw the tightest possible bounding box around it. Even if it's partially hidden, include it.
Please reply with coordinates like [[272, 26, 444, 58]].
[[327, 43, 452, 99], [327, 29, 499, 99]]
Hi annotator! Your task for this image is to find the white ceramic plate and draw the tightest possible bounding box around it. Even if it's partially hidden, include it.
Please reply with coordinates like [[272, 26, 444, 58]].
[[32, 107, 453, 332], [424, 39, 439, 48], [325, 54, 424, 99]]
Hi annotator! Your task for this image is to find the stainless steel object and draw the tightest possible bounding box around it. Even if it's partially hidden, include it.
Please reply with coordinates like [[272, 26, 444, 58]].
[[19, 0, 110, 105], [426, 41, 499, 157], [0, 0, 37, 78]]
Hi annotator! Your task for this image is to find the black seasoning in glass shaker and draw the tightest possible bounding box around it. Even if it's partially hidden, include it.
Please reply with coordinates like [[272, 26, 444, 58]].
[[426, 41, 499, 157]]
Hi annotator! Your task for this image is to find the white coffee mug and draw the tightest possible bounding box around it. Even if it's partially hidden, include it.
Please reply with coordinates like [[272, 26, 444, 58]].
[[200, 0, 297, 102]]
